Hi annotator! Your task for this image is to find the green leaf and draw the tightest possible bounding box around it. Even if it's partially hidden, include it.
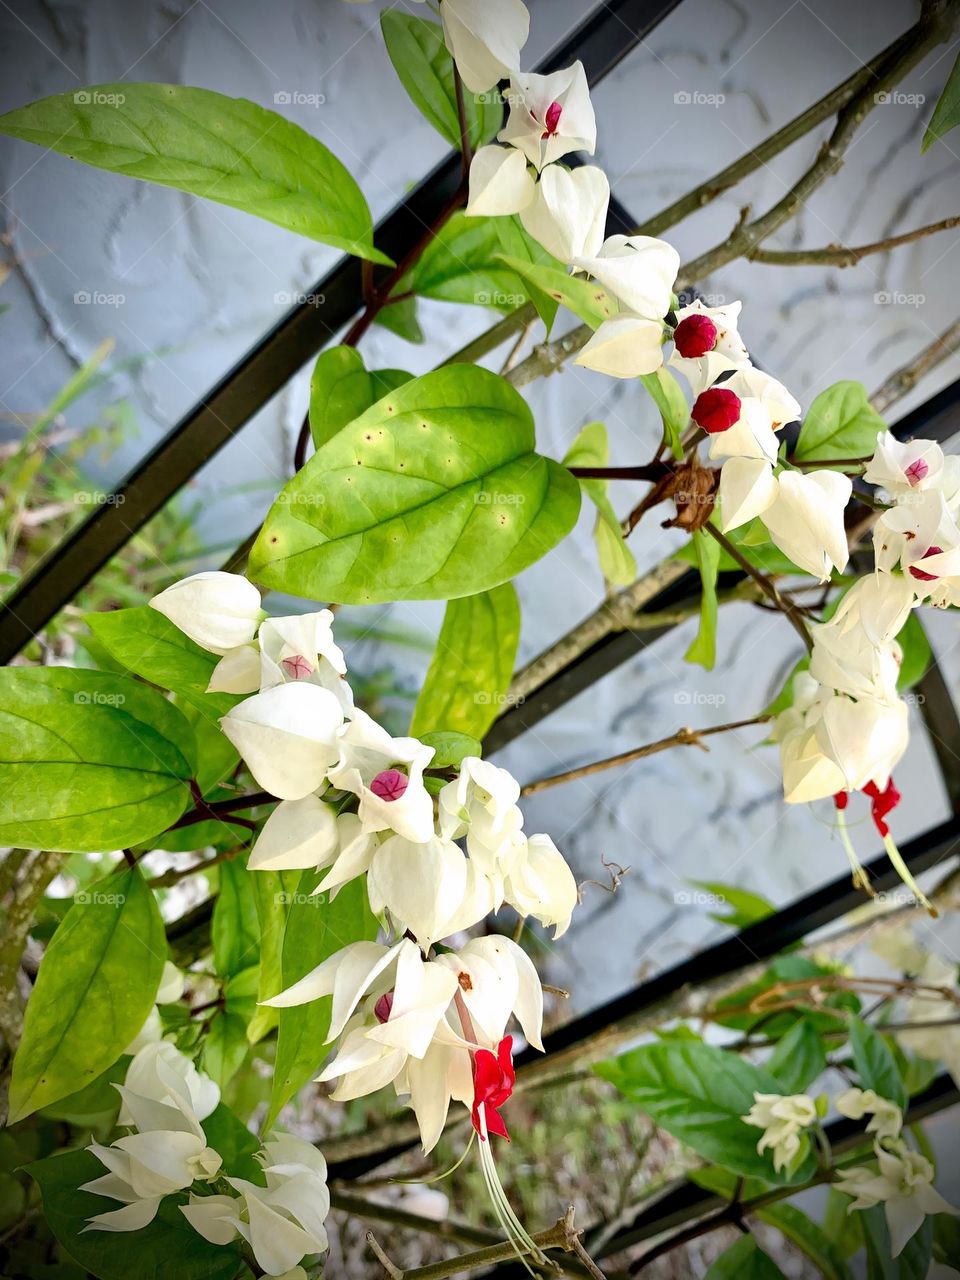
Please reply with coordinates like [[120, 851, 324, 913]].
[[374, 294, 425, 343], [268, 875, 377, 1127], [85, 606, 236, 723], [247, 869, 300, 1044], [933, 1214, 960, 1266], [704, 1235, 786, 1279], [563, 421, 637, 586], [212, 857, 260, 978], [309, 346, 413, 449], [767, 1020, 827, 1093], [201, 1010, 249, 1088], [498, 254, 617, 329], [595, 1041, 816, 1183], [640, 369, 689, 461], [794, 381, 886, 462], [410, 584, 520, 739], [418, 730, 483, 767], [848, 1016, 906, 1109], [26, 1148, 243, 1280], [686, 879, 775, 929], [862, 1204, 932, 1280], [896, 611, 932, 691], [201, 1102, 261, 1181], [411, 214, 529, 312], [380, 12, 501, 151], [494, 216, 562, 330], [0, 667, 195, 852], [822, 1186, 864, 1258], [8, 867, 165, 1122], [684, 528, 721, 669], [713, 956, 860, 1038], [0, 84, 389, 264], [922, 50, 960, 152], [250, 365, 581, 604], [38, 1058, 126, 1129]]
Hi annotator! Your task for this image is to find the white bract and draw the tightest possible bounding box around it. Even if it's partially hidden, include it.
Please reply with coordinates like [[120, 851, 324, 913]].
[[574, 314, 666, 378], [519, 164, 609, 263], [761, 470, 852, 581], [743, 1092, 817, 1173], [465, 144, 535, 217], [835, 1141, 958, 1256], [572, 234, 680, 320], [499, 61, 596, 169], [327, 709, 435, 844], [441, 0, 529, 93], [149, 571, 263, 656], [221, 683, 344, 801]]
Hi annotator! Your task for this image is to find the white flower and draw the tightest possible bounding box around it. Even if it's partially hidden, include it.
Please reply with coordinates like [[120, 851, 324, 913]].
[[259, 611, 352, 713], [149, 571, 263, 656], [82, 1133, 221, 1232], [438, 756, 521, 869], [706, 397, 781, 465], [220, 683, 344, 801], [864, 431, 946, 497], [722, 367, 802, 429], [315, 813, 380, 899], [834, 1088, 902, 1141], [814, 691, 908, 795], [809, 577, 913, 703], [226, 1175, 329, 1276], [367, 834, 473, 947], [572, 234, 680, 321], [519, 164, 609, 264], [465, 144, 535, 217], [823, 572, 915, 648], [743, 1092, 817, 1173], [573, 314, 665, 378], [504, 833, 578, 938], [718, 456, 779, 532], [118, 1041, 220, 1134], [180, 1194, 242, 1247], [327, 709, 435, 843], [248, 794, 341, 872], [498, 61, 595, 170], [873, 491, 960, 608], [668, 299, 750, 396], [835, 1141, 958, 1256], [434, 935, 544, 1050], [440, 0, 529, 94], [207, 643, 261, 694], [761, 470, 852, 581]]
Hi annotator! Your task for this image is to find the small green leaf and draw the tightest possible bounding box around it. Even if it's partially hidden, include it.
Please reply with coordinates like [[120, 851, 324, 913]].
[[380, 12, 502, 151], [26, 1149, 243, 1280], [201, 1011, 249, 1088], [862, 1204, 932, 1280], [494, 217, 562, 329], [0, 667, 195, 852], [498, 254, 617, 329], [247, 869, 300, 1044], [374, 294, 425, 343], [418, 730, 483, 767], [411, 214, 529, 312], [704, 1234, 786, 1278], [848, 1016, 907, 1109], [268, 876, 378, 1126], [896, 611, 932, 691], [794, 381, 886, 462], [309, 346, 413, 449], [687, 879, 776, 929], [8, 867, 165, 1122], [250, 365, 581, 604], [596, 1041, 816, 1184], [0, 84, 389, 263], [922, 50, 960, 152], [212, 857, 260, 978], [685, 528, 721, 669], [640, 369, 689, 460], [767, 1020, 827, 1093], [563, 421, 637, 586], [410, 584, 521, 739]]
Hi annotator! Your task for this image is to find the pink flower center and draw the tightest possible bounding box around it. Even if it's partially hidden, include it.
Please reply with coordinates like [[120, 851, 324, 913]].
[[370, 769, 409, 801], [674, 314, 718, 359], [691, 387, 742, 434], [909, 545, 943, 582], [541, 100, 563, 138], [904, 457, 929, 486], [281, 654, 313, 680], [374, 992, 393, 1024]]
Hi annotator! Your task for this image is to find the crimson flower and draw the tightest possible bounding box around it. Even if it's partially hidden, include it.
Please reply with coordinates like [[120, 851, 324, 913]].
[[471, 1036, 515, 1141]]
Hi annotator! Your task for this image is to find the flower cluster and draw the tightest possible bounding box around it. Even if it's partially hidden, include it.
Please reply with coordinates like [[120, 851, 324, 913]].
[[82, 1043, 330, 1277], [742, 1091, 818, 1172], [149, 574, 577, 1153]]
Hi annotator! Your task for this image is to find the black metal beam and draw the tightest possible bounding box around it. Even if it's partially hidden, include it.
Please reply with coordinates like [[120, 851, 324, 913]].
[[0, 0, 683, 663]]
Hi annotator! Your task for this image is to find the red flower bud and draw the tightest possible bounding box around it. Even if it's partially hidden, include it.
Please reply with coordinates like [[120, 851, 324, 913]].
[[863, 777, 901, 838], [541, 100, 562, 138], [691, 387, 741, 434], [909, 546, 943, 582], [281, 654, 313, 680], [674, 313, 718, 358], [374, 991, 394, 1024], [370, 769, 409, 801]]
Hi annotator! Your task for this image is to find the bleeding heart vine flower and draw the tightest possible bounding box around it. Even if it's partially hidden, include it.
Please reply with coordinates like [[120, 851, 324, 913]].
[[149, 571, 264, 655], [668, 298, 751, 395], [220, 683, 344, 801], [499, 61, 596, 169], [327, 709, 436, 844], [518, 163, 610, 263]]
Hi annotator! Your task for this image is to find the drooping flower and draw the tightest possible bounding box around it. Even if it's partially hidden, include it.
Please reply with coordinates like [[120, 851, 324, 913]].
[[834, 1141, 958, 1256], [327, 709, 435, 843], [220, 683, 344, 801], [668, 299, 750, 396], [465, 145, 535, 217], [572, 234, 680, 320], [440, 0, 530, 93], [499, 61, 596, 170], [149, 571, 263, 655], [503, 832, 578, 938], [761, 470, 852, 581], [518, 164, 610, 264], [743, 1091, 817, 1172], [834, 1088, 903, 1141], [864, 431, 949, 499]]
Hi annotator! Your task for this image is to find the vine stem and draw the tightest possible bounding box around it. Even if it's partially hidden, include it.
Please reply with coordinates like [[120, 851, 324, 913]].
[[520, 717, 770, 797], [705, 524, 813, 653], [167, 789, 275, 831], [746, 215, 960, 267]]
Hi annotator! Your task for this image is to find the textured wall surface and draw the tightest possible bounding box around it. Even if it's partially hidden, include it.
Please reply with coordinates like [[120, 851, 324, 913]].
[[2, 0, 959, 1027]]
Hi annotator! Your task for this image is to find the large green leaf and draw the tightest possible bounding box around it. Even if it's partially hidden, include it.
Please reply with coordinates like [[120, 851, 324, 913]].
[[8, 866, 165, 1122], [848, 1016, 906, 1109], [410, 584, 520, 739], [755, 1203, 853, 1280], [767, 1019, 827, 1093], [793, 381, 885, 462], [596, 1041, 816, 1184], [862, 1204, 932, 1280], [498, 254, 617, 329], [212, 857, 260, 978], [250, 365, 580, 603], [380, 12, 502, 151], [495, 216, 562, 329], [922, 50, 960, 152], [684, 528, 721, 669], [26, 1148, 243, 1280], [705, 1235, 786, 1278], [0, 84, 389, 263], [563, 421, 637, 585], [247, 868, 300, 1044], [309, 346, 412, 448], [410, 214, 530, 312], [267, 875, 378, 1127], [0, 667, 194, 853]]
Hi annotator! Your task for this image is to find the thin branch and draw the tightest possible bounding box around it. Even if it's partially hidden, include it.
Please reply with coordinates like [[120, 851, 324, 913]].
[[166, 789, 275, 832], [453, 65, 473, 181], [705, 524, 813, 653], [748, 216, 960, 267], [367, 1232, 404, 1279], [520, 718, 770, 797], [870, 316, 960, 415], [499, 316, 538, 375], [147, 844, 246, 889]]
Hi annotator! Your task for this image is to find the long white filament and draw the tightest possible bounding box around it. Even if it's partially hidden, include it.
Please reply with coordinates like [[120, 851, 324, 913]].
[[882, 832, 936, 915], [476, 1109, 549, 1275], [835, 810, 873, 895]]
